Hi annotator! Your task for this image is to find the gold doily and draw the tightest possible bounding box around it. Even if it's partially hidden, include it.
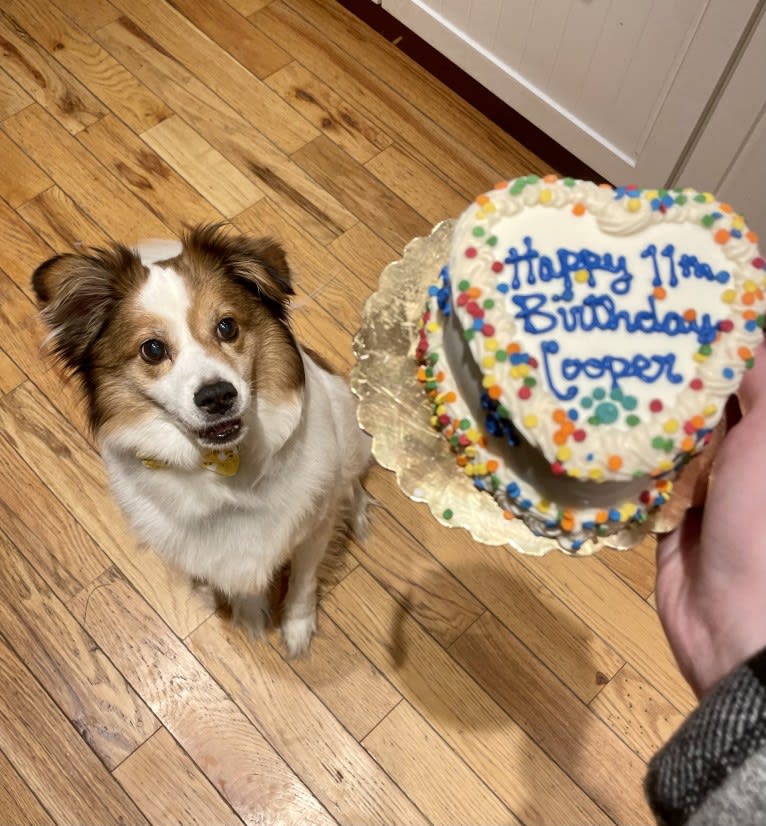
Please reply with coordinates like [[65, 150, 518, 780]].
[[351, 222, 722, 556]]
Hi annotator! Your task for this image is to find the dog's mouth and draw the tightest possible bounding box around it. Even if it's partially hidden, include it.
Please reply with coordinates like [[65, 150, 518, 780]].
[[196, 418, 243, 447]]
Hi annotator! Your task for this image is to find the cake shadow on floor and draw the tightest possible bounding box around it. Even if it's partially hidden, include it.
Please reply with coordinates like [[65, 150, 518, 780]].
[[386, 559, 621, 822]]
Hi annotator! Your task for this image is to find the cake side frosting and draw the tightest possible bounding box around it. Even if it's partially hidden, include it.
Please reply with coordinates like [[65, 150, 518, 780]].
[[417, 175, 765, 549]]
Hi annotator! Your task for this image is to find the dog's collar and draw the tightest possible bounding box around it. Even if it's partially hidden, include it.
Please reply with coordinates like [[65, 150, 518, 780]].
[[138, 448, 240, 477]]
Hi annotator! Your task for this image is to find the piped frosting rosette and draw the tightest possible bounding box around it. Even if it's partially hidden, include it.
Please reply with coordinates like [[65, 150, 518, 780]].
[[417, 175, 765, 550]]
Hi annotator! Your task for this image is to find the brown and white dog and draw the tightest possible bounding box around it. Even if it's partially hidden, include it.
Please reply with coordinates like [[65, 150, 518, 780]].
[[33, 225, 371, 656]]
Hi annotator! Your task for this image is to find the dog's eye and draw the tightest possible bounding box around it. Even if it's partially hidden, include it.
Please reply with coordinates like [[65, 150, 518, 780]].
[[139, 339, 167, 364], [216, 317, 238, 341]]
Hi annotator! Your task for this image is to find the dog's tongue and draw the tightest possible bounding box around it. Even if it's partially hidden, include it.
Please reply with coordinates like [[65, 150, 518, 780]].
[[201, 419, 241, 443]]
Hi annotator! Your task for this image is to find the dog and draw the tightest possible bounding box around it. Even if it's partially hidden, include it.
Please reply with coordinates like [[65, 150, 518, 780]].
[[32, 225, 371, 656]]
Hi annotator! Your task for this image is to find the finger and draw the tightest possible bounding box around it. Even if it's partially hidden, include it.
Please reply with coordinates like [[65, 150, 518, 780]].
[[737, 341, 766, 414]]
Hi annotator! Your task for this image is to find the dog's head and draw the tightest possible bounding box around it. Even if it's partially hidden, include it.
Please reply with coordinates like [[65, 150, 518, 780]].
[[32, 224, 304, 453]]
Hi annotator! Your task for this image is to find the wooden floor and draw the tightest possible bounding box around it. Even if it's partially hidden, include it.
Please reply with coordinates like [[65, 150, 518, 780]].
[[0, 1, 696, 824]]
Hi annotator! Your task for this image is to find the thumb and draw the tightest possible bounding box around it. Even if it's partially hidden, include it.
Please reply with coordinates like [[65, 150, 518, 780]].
[[656, 505, 703, 570], [737, 340, 766, 415]]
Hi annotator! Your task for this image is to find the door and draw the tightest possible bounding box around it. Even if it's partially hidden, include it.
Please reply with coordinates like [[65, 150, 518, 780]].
[[381, 0, 763, 187]]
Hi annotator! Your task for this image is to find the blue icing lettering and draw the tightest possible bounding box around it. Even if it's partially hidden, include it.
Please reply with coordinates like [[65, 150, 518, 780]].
[[541, 341, 577, 401], [644, 243, 730, 288], [604, 255, 632, 295], [433, 265, 452, 316], [503, 237, 633, 301], [505, 236, 539, 289], [512, 293, 557, 334], [499, 236, 727, 400], [641, 243, 663, 287], [529, 292, 720, 343], [678, 253, 720, 283], [545, 345, 683, 400], [660, 244, 678, 287]]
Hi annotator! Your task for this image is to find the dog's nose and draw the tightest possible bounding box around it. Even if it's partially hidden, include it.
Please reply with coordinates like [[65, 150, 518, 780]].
[[194, 381, 238, 415]]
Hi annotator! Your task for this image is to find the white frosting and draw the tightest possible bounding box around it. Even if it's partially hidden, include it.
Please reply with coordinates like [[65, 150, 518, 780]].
[[419, 177, 766, 547], [449, 179, 763, 480]]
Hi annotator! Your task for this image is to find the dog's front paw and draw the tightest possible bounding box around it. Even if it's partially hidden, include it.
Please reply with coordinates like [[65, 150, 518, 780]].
[[282, 611, 316, 658], [230, 592, 271, 640]]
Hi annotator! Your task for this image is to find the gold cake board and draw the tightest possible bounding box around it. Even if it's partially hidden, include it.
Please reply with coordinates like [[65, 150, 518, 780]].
[[351, 221, 722, 557]]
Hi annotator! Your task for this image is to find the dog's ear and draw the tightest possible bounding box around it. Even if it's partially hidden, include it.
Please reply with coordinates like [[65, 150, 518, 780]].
[[31, 246, 145, 371], [183, 224, 294, 318]]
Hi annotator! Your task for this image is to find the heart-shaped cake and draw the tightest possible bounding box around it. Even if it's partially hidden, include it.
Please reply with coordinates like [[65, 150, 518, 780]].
[[417, 176, 765, 550]]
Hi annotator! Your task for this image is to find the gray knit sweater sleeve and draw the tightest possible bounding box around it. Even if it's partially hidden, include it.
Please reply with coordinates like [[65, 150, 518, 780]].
[[645, 647, 766, 826]]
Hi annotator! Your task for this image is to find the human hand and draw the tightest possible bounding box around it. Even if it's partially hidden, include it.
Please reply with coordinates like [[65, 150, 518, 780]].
[[655, 340, 766, 698]]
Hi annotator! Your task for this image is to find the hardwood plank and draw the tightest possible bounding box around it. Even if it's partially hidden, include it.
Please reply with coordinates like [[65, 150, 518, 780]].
[[0, 10, 105, 133], [107, 0, 316, 154], [0, 530, 159, 769], [0, 347, 24, 395], [329, 221, 400, 291], [49, 0, 121, 34], [0, 381, 214, 637], [290, 299, 355, 372], [164, 0, 291, 79], [366, 466, 625, 703], [525, 551, 696, 714], [142, 115, 265, 219], [451, 612, 653, 825], [363, 700, 520, 826], [96, 17, 355, 245], [288, 609, 401, 741], [78, 114, 222, 232], [318, 535, 359, 593], [0, 198, 53, 296], [286, 0, 550, 181], [0, 66, 31, 119], [4, 104, 171, 241], [190, 615, 430, 826], [365, 143, 468, 225], [267, 60, 393, 163], [294, 135, 431, 252], [4, 0, 170, 132], [226, 0, 273, 15], [81, 570, 335, 826], [0, 130, 53, 206], [252, 2, 506, 198], [599, 534, 657, 600], [114, 728, 246, 826], [235, 197, 367, 336], [0, 749, 55, 826], [0, 635, 149, 826], [0, 434, 110, 602], [324, 566, 613, 826], [69, 565, 213, 641], [590, 664, 685, 763], [18, 185, 114, 250], [352, 505, 484, 647]]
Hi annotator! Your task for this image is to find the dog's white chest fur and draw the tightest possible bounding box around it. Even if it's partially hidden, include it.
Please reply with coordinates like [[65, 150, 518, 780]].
[[102, 354, 368, 596]]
